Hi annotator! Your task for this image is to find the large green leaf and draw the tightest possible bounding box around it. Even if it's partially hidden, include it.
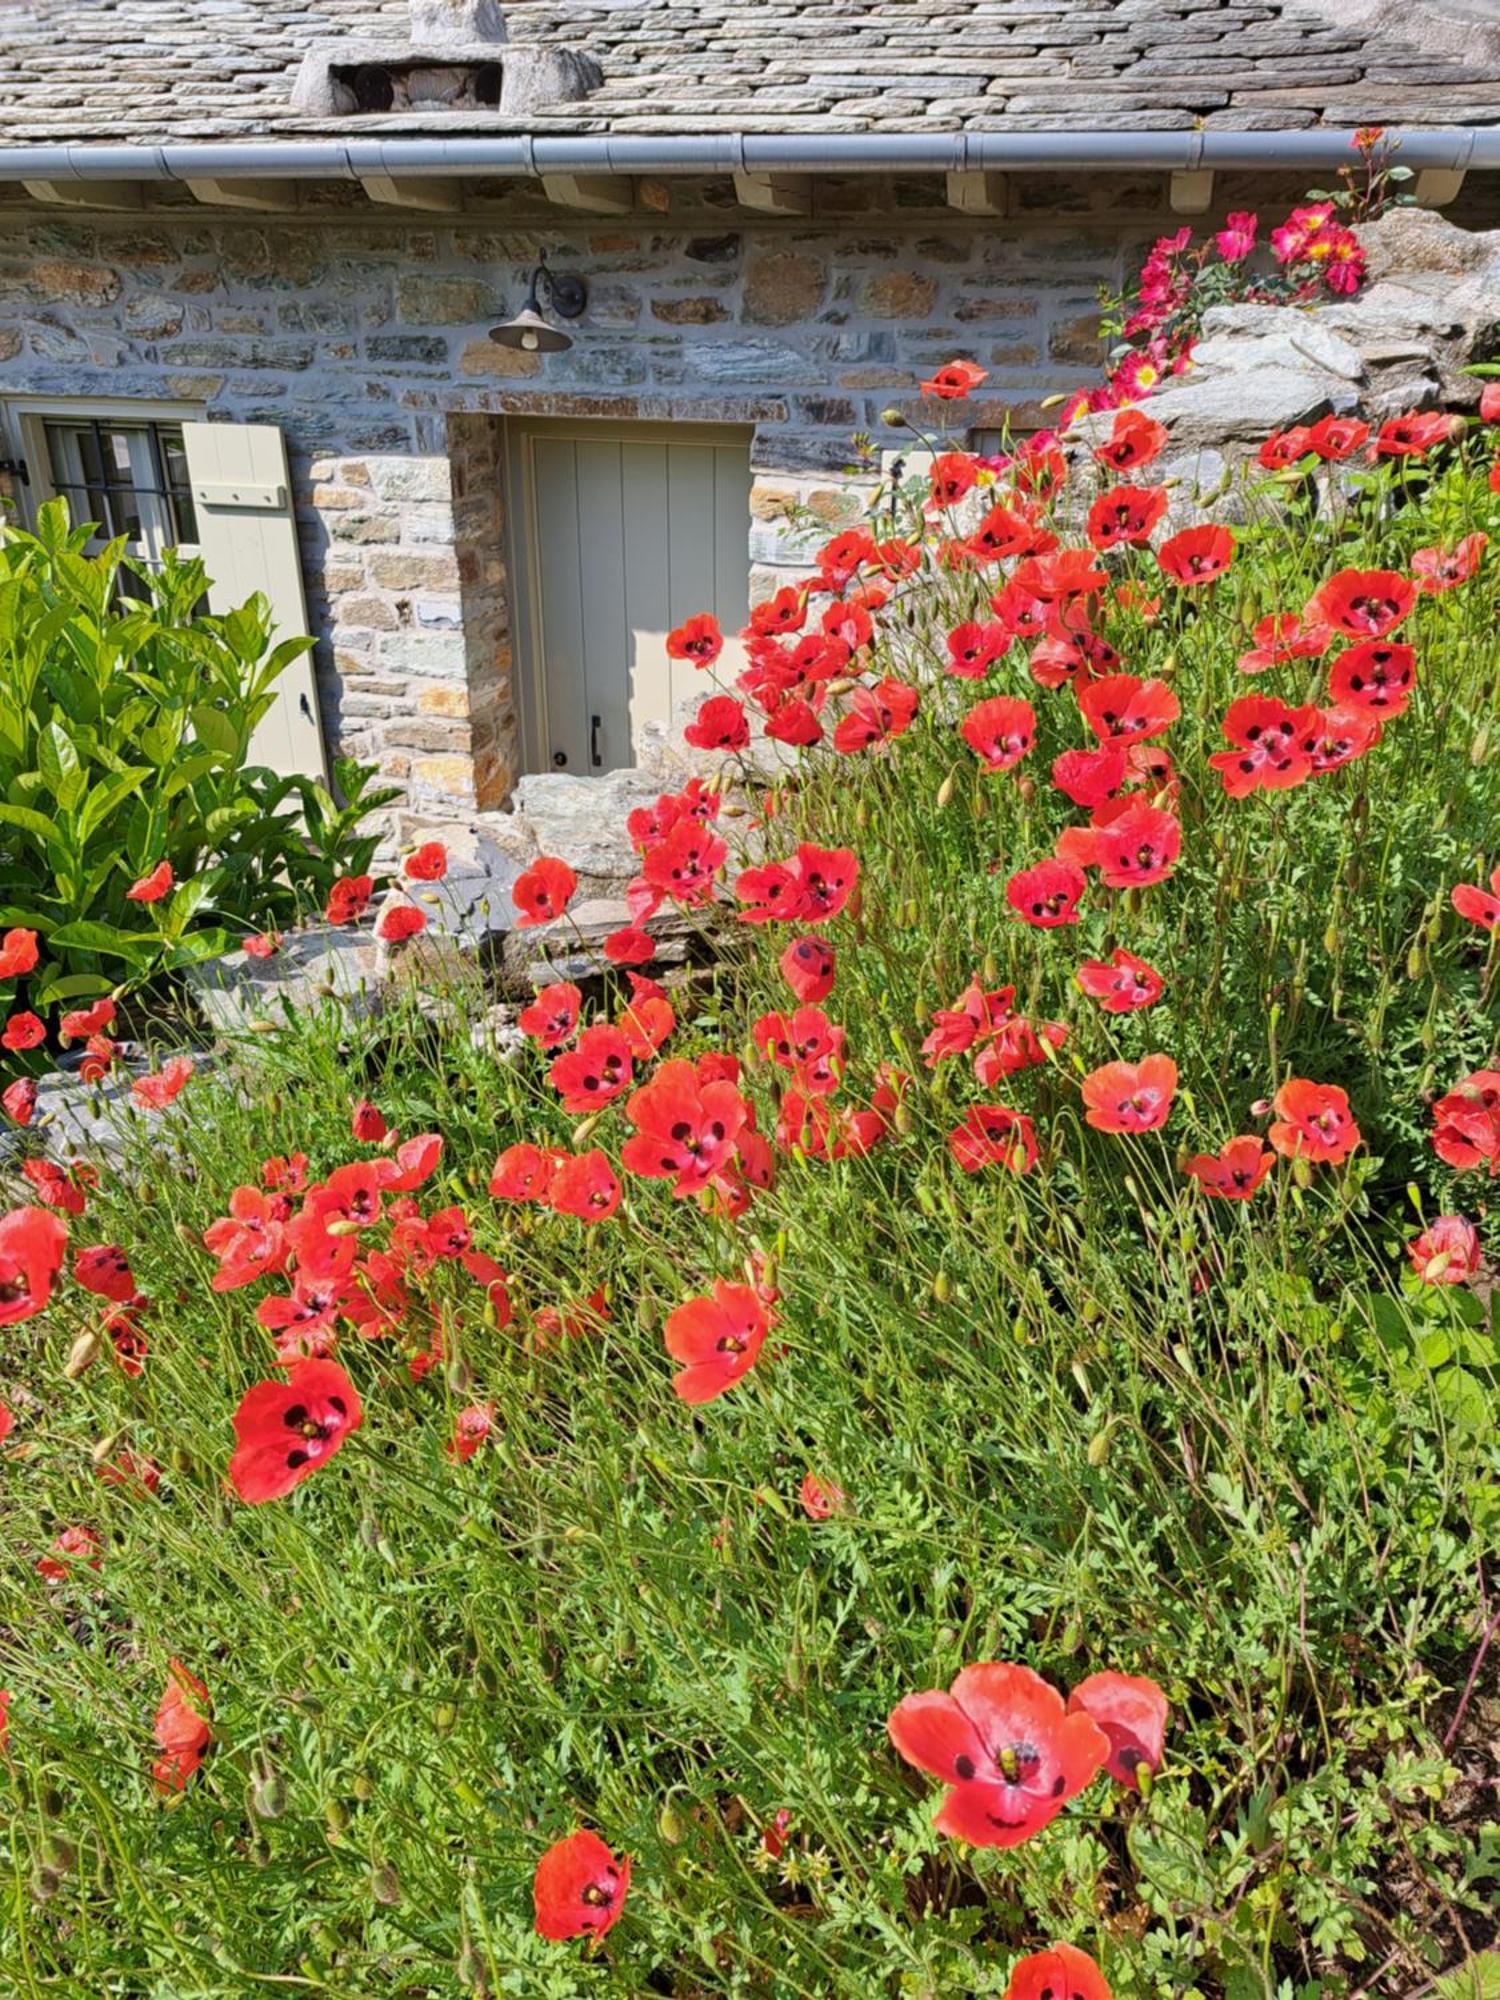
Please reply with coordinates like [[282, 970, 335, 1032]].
[[190, 701, 241, 761], [45, 919, 161, 967], [1434, 1955, 1500, 1999], [36, 719, 87, 810]]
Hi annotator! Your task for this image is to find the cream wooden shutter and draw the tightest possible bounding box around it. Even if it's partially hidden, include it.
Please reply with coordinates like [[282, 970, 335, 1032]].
[[181, 422, 326, 780]]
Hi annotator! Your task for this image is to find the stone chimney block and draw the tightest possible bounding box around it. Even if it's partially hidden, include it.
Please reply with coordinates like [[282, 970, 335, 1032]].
[[410, 0, 507, 46]]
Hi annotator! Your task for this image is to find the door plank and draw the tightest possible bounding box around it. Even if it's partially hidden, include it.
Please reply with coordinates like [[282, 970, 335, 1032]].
[[573, 439, 631, 775], [530, 436, 589, 774]]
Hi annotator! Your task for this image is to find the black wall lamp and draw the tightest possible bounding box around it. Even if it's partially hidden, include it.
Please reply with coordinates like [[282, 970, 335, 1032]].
[[488, 255, 588, 354]]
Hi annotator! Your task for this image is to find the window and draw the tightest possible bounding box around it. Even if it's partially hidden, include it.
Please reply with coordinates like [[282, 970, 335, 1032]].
[[1, 401, 205, 603]]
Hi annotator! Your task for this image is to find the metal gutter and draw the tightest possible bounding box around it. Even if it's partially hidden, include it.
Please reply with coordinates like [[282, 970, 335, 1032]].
[[0, 126, 1494, 182]]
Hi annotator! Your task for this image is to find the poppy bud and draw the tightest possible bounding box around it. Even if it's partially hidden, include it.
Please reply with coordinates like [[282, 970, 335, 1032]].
[[1159, 651, 1178, 677], [30, 1866, 60, 1904], [323, 1799, 351, 1839], [1421, 1016, 1438, 1051], [175, 1222, 199, 1248], [1087, 1425, 1113, 1467], [1070, 1361, 1090, 1400], [445, 1359, 473, 1395], [894, 1101, 915, 1136], [351, 1770, 376, 1800], [936, 772, 955, 809], [932, 1271, 952, 1303], [571, 1115, 601, 1147], [1472, 726, 1490, 766], [1406, 942, 1425, 980], [1292, 1158, 1314, 1189], [1136, 1761, 1154, 1802], [433, 1702, 457, 1734], [325, 1217, 361, 1238], [371, 1862, 402, 1906], [903, 899, 919, 928], [43, 1836, 75, 1872], [880, 407, 907, 429], [658, 1800, 687, 1845], [250, 1836, 272, 1867], [251, 1770, 288, 1820], [63, 1330, 100, 1379], [456, 1942, 486, 1993], [1322, 921, 1340, 956], [854, 800, 869, 832], [40, 1785, 65, 1819]]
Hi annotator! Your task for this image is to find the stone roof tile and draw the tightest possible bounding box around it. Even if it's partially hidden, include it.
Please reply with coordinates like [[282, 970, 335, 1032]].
[[0, 0, 1498, 143]]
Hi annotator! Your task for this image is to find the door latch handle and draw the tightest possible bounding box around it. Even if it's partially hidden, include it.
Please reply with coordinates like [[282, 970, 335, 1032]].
[[552, 748, 568, 767], [590, 714, 603, 769]]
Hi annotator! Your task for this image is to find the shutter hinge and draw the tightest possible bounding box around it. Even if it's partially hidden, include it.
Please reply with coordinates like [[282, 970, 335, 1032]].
[[192, 481, 286, 510]]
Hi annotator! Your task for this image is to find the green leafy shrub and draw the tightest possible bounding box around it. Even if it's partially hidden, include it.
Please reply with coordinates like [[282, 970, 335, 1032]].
[[0, 499, 389, 1008]]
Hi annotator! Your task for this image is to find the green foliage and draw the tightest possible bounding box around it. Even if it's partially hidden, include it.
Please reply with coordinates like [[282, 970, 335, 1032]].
[[0, 499, 391, 1006]]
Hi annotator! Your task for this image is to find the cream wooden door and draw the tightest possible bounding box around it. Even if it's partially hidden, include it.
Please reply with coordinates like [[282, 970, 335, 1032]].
[[510, 421, 751, 776]]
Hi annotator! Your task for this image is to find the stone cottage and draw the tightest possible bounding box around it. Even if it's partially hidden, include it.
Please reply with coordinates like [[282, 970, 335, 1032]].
[[2, 0, 1500, 844]]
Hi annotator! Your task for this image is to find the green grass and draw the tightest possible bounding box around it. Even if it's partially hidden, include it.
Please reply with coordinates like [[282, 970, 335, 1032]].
[[2, 430, 1498, 1998]]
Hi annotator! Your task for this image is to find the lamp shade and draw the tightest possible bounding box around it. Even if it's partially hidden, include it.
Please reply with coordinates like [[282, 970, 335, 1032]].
[[488, 306, 574, 354]]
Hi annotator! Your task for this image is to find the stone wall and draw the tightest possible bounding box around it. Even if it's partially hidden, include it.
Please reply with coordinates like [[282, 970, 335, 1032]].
[[1, 184, 1497, 816]]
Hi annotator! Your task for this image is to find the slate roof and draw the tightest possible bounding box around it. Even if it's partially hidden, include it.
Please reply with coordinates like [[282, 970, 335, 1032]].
[[0, 0, 1498, 143]]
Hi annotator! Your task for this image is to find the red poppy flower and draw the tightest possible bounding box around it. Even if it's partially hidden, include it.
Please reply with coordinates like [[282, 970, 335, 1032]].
[[1183, 1135, 1275, 1200], [1430, 1069, 1500, 1175], [1066, 1671, 1168, 1789], [0, 1401, 13, 1443], [799, 1472, 846, 1520], [1004, 1943, 1113, 2000], [966, 502, 1045, 565], [1452, 864, 1500, 931], [1081, 1055, 1177, 1134], [342, 1100, 384, 1147], [1372, 409, 1457, 458], [833, 678, 920, 755], [664, 1279, 768, 1404], [0, 927, 39, 979], [621, 1058, 749, 1196], [794, 843, 859, 921], [376, 902, 427, 945], [666, 611, 723, 667], [684, 693, 751, 752], [1157, 522, 1234, 587], [922, 978, 1012, 1066], [549, 1149, 622, 1223], [132, 1055, 195, 1111], [58, 996, 115, 1043], [948, 1105, 1038, 1175], [2, 1076, 37, 1127], [1094, 408, 1168, 472], [1, 1011, 44, 1052], [1088, 801, 1181, 888], [818, 527, 878, 586], [1326, 639, 1415, 717], [746, 585, 807, 638], [1051, 745, 1126, 811], [404, 841, 448, 881], [22, 1156, 94, 1216], [490, 1142, 561, 1202], [921, 358, 987, 400], [1208, 695, 1318, 798], [125, 860, 174, 903], [513, 856, 578, 928], [1309, 568, 1416, 639], [37, 1522, 103, 1582], [643, 818, 729, 908], [1007, 859, 1086, 928], [597, 926, 650, 970], [1412, 531, 1487, 594], [519, 981, 582, 1050], [1077, 948, 1162, 1013], [888, 1661, 1108, 1848], [0, 1204, 68, 1325], [1298, 704, 1381, 773], [325, 873, 374, 925], [74, 1243, 136, 1302], [533, 1828, 631, 1941], [204, 1185, 288, 1290], [152, 1659, 211, 1793], [549, 1023, 634, 1113], [1237, 610, 1332, 676], [1304, 413, 1370, 461], [1407, 1214, 1481, 1286], [96, 1448, 161, 1496], [243, 932, 281, 959], [945, 620, 1011, 679], [955, 695, 1033, 774], [1268, 1078, 1361, 1166], [973, 1016, 1066, 1085], [1013, 547, 1108, 602], [1086, 483, 1168, 551], [780, 933, 836, 1004], [1078, 674, 1179, 744], [929, 451, 979, 509], [990, 580, 1049, 639], [228, 1358, 363, 1504], [448, 1402, 495, 1463]]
